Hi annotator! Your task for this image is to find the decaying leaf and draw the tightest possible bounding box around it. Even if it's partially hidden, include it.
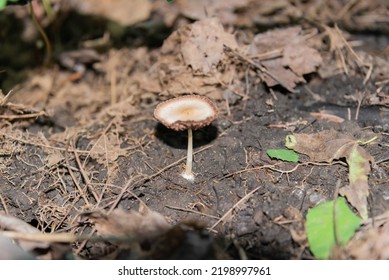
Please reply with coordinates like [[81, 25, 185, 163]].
[[338, 145, 372, 219], [247, 26, 322, 91], [282, 43, 323, 76], [181, 18, 238, 74], [86, 206, 170, 242], [346, 210, 389, 259], [261, 58, 305, 89], [285, 130, 355, 163], [159, 17, 238, 98], [285, 129, 374, 219]]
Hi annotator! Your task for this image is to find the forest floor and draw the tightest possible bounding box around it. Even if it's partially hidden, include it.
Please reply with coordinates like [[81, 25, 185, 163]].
[[0, 0, 388, 259]]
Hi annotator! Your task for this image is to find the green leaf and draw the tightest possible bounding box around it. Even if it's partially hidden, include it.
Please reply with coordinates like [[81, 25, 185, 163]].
[[306, 197, 362, 259], [0, 0, 27, 10], [0, 0, 7, 10], [266, 149, 299, 162]]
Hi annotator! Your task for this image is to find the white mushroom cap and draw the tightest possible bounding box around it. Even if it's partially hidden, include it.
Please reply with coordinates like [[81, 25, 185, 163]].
[[154, 95, 218, 131]]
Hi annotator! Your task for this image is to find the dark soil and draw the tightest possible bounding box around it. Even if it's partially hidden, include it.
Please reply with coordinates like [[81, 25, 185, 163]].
[[0, 0, 388, 260]]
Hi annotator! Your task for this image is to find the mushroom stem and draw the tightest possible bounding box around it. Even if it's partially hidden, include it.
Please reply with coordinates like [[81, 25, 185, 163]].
[[182, 128, 194, 182]]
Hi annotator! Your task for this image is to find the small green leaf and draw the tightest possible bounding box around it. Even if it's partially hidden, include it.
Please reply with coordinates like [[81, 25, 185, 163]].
[[0, 0, 7, 10], [266, 149, 299, 162], [306, 197, 362, 259], [0, 0, 27, 9]]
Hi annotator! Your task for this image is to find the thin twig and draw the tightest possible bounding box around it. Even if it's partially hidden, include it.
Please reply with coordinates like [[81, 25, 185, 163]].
[[219, 161, 347, 180], [0, 89, 17, 105], [64, 138, 91, 207], [165, 205, 219, 220], [0, 132, 94, 154], [72, 146, 100, 202], [0, 192, 9, 214], [210, 187, 261, 231], [0, 111, 46, 120]]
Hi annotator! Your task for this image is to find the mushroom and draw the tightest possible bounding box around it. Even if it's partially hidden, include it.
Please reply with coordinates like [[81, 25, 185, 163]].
[[154, 95, 218, 182]]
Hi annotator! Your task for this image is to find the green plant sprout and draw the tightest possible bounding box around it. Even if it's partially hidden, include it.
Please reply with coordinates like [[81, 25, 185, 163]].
[[28, 0, 52, 64]]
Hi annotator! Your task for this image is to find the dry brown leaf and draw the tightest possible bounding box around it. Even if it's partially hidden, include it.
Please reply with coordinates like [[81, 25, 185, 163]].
[[338, 145, 372, 219], [286, 129, 374, 218], [261, 58, 305, 89], [159, 17, 238, 98], [103, 101, 139, 118], [69, 0, 152, 26], [346, 211, 389, 259], [282, 43, 323, 76], [86, 207, 170, 242], [247, 26, 322, 91], [181, 18, 237, 74], [286, 129, 355, 163], [248, 27, 303, 53]]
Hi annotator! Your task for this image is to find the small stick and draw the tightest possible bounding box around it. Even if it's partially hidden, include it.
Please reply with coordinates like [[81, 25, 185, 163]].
[[210, 187, 261, 230], [0, 192, 9, 214], [64, 139, 91, 207], [165, 205, 219, 220], [0, 111, 46, 120]]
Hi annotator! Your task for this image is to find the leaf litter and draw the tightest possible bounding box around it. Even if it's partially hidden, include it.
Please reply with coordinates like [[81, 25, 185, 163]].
[[286, 129, 375, 219], [0, 0, 388, 260], [247, 26, 322, 90]]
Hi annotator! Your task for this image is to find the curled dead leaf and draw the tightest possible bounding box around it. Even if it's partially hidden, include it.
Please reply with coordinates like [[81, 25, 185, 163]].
[[159, 17, 238, 98], [248, 26, 322, 91], [285, 129, 374, 219]]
